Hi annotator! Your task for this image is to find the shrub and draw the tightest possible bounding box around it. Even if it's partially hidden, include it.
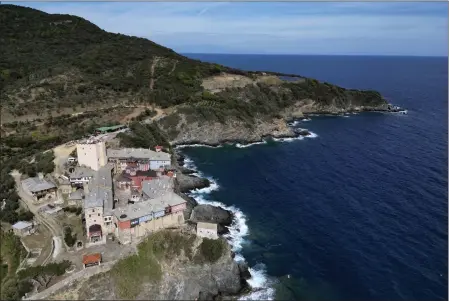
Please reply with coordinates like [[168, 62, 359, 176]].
[[63, 227, 76, 247], [199, 238, 225, 263]]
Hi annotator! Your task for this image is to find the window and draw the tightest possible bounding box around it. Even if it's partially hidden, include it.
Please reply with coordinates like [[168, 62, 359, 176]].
[[89, 215, 91, 218], [93, 220, 96, 222], [98, 213, 100, 217]]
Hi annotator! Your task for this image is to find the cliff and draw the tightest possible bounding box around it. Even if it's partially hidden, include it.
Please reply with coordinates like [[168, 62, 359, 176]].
[[42, 230, 248, 300]]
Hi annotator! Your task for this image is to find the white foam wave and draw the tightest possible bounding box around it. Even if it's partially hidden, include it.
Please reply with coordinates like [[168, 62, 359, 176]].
[[302, 118, 312, 122], [239, 264, 276, 300], [236, 141, 267, 148], [181, 153, 274, 300], [176, 143, 221, 149], [307, 131, 319, 138], [272, 130, 318, 142], [273, 136, 304, 142], [343, 115, 350, 118]]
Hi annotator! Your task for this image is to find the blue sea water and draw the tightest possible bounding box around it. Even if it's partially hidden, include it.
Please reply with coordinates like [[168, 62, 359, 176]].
[[181, 54, 448, 301]]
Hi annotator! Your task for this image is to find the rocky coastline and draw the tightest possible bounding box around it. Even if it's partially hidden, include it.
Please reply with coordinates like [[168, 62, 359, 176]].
[[173, 150, 252, 300], [163, 102, 396, 147]]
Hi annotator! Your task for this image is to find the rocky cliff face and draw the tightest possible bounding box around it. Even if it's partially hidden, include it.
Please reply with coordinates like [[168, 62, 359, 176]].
[[45, 232, 247, 300], [159, 98, 389, 146], [161, 115, 296, 146]]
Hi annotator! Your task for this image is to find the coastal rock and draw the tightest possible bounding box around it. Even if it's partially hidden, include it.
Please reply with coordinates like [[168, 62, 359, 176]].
[[294, 128, 310, 136], [48, 235, 245, 301], [179, 166, 196, 175], [179, 193, 198, 220], [191, 204, 233, 235], [162, 116, 296, 146], [238, 262, 252, 280], [176, 173, 211, 193]]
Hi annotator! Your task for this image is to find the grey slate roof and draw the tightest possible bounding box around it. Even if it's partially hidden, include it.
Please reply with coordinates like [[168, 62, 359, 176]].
[[113, 191, 186, 221], [107, 148, 170, 161], [12, 221, 33, 230], [84, 164, 114, 215], [68, 189, 84, 200], [141, 176, 174, 200], [22, 177, 56, 193], [69, 167, 95, 179]]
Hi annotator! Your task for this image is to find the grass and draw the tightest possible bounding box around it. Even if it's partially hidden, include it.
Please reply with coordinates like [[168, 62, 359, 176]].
[[110, 230, 196, 299]]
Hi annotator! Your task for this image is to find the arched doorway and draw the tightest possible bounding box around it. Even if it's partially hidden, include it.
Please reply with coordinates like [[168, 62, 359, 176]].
[[88, 224, 102, 243]]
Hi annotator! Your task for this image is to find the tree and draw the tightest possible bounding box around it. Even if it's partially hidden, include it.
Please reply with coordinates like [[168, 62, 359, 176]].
[[17, 260, 71, 290]]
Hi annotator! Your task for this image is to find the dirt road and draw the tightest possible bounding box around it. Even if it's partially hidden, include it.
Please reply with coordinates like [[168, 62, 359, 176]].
[[11, 170, 65, 262]]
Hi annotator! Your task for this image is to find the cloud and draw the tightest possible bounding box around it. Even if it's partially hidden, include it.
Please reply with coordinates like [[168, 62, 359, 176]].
[[8, 2, 448, 56]]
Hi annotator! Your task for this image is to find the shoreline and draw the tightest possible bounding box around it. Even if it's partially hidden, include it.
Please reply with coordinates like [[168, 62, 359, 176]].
[[171, 108, 403, 149], [174, 146, 276, 300]]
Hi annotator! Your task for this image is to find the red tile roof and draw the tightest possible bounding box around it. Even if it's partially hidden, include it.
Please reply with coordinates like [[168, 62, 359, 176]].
[[83, 253, 101, 265]]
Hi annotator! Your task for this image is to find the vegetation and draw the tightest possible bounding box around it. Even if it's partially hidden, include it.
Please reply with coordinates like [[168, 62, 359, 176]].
[[198, 238, 226, 263], [111, 230, 197, 299], [0, 231, 28, 300], [1, 4, 385, 119], [19, 150, 56, 177], [17, 209, 34, 221], [63, 226, 77, 247], [62, 206, 82, 215], [13, 260, 72, 298], [117, 122, 171, 152]]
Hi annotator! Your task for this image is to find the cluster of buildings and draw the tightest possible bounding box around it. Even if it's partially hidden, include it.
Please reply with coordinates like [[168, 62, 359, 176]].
[[67, 140, 191, 245], [18, 135, 220, 247]]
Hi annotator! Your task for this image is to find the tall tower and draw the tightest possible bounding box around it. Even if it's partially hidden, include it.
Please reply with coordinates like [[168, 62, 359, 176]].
[[76, 141, 107, 171]]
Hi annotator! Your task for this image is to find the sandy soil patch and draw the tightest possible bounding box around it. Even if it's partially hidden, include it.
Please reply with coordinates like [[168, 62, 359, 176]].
[[201, 73, 255, 93]]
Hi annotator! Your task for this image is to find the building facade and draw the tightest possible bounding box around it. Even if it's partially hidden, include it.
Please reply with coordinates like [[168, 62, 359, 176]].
[[196, 222, 218, 240], [21, 176, 57, 202], [76, 141, 107, 171], [112, 192, 187, 244]]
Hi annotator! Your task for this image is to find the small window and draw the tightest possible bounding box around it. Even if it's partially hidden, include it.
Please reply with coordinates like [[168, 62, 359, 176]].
[[98, 213, 100, 216], [93, 220, 96, 222], [89, 214, 91, 218]]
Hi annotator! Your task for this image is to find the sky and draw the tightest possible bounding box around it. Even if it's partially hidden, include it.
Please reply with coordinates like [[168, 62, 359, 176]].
[[9, 2, 449, 56]]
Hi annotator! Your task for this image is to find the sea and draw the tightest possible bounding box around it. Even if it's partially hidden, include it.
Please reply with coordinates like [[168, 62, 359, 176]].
[[180, 54, 448, 301]]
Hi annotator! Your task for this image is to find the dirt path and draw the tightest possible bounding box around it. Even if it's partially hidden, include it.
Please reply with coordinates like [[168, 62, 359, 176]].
[[149, 57, 160, 91], [53, 144, 76, 176], [11, 170, 65, 261]]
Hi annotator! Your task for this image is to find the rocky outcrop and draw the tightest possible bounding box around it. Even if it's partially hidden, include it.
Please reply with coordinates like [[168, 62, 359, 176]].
[[179, 192, 198, 221], [46, 234, 247, 301], [161, 99, 389, 146], [191, 204, 233, 235], [164, 116, 296, 146], [176, 173, 210, 193]]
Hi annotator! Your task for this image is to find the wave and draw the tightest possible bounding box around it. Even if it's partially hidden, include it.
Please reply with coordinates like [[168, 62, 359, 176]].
[[273, 131, 318, 142], [180, 154, 274, 300], [240, 264, 276, 300], [236, 141, 267, 148], [176, 143, 222, 149]]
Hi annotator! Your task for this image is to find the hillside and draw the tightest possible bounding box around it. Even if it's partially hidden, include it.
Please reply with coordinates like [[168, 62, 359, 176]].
[[0, 4, 390, 178], [1, 4, 387, 124]]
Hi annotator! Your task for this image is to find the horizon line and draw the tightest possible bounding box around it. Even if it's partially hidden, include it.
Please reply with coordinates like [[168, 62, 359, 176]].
[[182, 53, 448, 58]]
